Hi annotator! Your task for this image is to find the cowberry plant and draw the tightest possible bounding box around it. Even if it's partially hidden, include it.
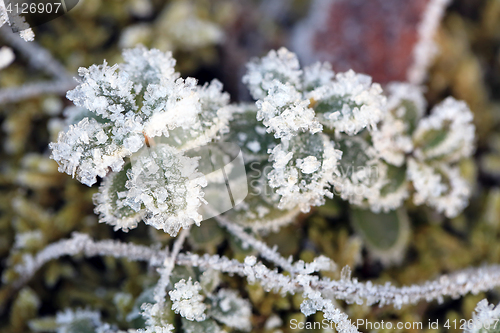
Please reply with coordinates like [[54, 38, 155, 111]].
[[30, 45, 496, 333]]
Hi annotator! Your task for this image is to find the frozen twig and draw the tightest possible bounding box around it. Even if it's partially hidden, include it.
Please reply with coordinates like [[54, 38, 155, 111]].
[[153, 227, 190, 305]]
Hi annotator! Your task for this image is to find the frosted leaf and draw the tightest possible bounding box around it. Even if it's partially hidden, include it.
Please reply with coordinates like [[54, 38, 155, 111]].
[[93, 163, 145, 232], [268, 132, 342, 212], [141, 77, 200, 138], [310, 70, 386, 135], [222, 104, 278, 162], [169, 278, 206, 322], [413, 97, 475, 162], [49, 118, 144, 186], [368, 163, 409, 213], [256, 81, 322, 141], [465, 299, 500, 333], [55, 308, 102, 333], [372, 116, 413, 167], [372, 83, 425, 166], [158, 80, 232, 150], [243, 47, 303, 100], [385, 82, 426, 121], [121, 45, 178, 95], [331, 136, 386, 207], [62, 106, 107, 128], [208, 289, 252, 332], [302, 62, 335, 91], [124, 144, 207, 236], [224, 161, 300, 232], [351, 208, 410, 265], [407, 158, 470, 218], [66, 61, 138, 124], [139, 302, 175, 331]]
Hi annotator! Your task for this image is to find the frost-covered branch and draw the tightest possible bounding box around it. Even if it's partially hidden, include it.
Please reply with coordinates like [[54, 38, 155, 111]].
[[154, 227, 190, 305], [12, 232, 167, 288], [0, 79, 76, 104]]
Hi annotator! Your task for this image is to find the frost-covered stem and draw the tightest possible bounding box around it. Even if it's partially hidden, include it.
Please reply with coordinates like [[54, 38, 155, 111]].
[[12, 233, 167, 288], [153, 227, 190, 305], [315, 265, 500, 308], [0, 25, 70, 80], [176, 252, 500, 309], [407, 0, 451, 84], [176, 252, 359, 333], [16, 234, 500, 313], [0, 79, 76, 104], [215, 214, 296, 273]]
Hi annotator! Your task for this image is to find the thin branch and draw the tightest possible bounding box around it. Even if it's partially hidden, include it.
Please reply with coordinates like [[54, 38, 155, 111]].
[[0, 79, 76, 104], [13, 232, 167, 289], [153, 227, 190, 305]]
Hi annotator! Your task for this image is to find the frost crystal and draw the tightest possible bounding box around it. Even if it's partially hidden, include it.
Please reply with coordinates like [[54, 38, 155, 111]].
[[268, 133, 341, 212], [302, 62, 335, 91], [124, 145, 207, 236], [309, 70, 386, 135], [413, 97, 475, 162], [50, 118, 143, 186], [372, 83, 426, 166], [407, 158, 470, 218], [209, 289, 252, 332], [465, 299, 500, 333], [256, 81, 322, 140], [169, 278, 207, 322], [243, 47, 303, 100]]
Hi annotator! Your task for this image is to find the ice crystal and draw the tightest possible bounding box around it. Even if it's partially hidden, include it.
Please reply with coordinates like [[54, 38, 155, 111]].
[[55, 308, 102, 333], [268, 133, 341, 212], [256, 81, 322, 140], [465, 299, 500, 333], [208, 289, 252, 331], [169, 278, 207, 322], [50, 46, 231, 234], [243, 47, 303, 100], [413, 97, 475, 162], [123, 144, 207, 236], [407, 158, 470, 218], [309, 70, 386, 135], [372, 83, 426, 166]]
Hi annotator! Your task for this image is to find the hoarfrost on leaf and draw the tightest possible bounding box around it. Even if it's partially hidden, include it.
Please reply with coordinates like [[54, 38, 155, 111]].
[[208, 289, 252, 332], [169, 278, 206, 322], [407, 158, 470, 218], [268, 132, 341, 212], [124, 144, 207, 236], [309, 70, 386, 135], [256, 80, 322, 140], [413, 97, 475, 162], [243, 47, 303, 100], [49, 118, 143, 186]]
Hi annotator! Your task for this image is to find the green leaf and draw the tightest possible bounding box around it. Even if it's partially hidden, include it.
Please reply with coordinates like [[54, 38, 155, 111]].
[[188, 219, 225, 252], [380, 164, 407, 197], [222, 105, 278, 162], [336, 136, 376, 183], [350, 207, 410, 265], [397, 99, 421, 135], [93, 162, 145, 232]]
